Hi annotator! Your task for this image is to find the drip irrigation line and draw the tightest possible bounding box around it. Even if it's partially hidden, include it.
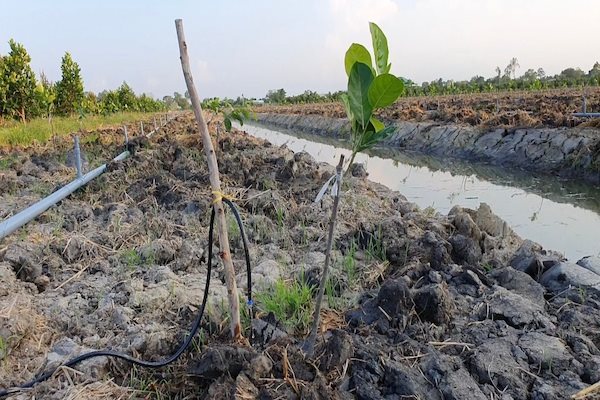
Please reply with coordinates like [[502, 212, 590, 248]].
[[0, 198, 252, 398], [0, 114, 175, 241]]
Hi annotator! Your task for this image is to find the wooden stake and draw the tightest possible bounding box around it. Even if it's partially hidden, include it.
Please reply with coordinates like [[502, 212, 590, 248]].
[[175, 19, 242, 339]]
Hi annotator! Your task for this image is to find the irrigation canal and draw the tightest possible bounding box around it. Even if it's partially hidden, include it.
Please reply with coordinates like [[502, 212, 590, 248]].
[[239, 122, 600, 261]]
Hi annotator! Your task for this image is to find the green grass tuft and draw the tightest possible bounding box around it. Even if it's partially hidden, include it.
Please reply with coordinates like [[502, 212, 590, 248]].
[[255, 278, 313, 334], [120, 248, 142, 269]]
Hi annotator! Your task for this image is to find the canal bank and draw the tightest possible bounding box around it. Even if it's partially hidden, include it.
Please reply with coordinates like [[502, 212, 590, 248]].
[[255, 112, 600, 184]]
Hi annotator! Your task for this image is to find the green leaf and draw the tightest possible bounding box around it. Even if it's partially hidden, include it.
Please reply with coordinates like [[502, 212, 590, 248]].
[[370, 116, 384, 132], [348, 63, 374, 128], [344, 44, 373, 77], [356, 125, 396, 152], [231, 113, 245, 126], [224, 117, 232, 131], [369, 22, 390, 75], [368, 73, 404, 109], [340, 93, 353, 121]]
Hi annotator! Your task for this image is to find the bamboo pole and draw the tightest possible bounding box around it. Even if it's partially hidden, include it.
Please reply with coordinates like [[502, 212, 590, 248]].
[[175, 19, 242, 339]]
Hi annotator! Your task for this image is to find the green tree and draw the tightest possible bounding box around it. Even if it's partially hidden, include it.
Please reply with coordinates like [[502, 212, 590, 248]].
[[137, 93, 164, 112], [55, 52, 84, 115], [36, 72, 56, 118], [265, 88, 287, 104], [82, 92, 98, 114], [173, 91, 190, 109], [117, 82, 137, 110], [589, 62, 600, 85], [98, 89, 120, 114], [0, 54, 6, 119], [162, 95, 176, 109], [536, 68, 546, 79], [1, 39, 38, 122]]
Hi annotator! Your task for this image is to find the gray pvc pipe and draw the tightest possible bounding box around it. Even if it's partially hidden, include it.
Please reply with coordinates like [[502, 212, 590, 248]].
[[573, 112, 600, 118], [0, 150, 130, 240], [0, 113, 177, 240]]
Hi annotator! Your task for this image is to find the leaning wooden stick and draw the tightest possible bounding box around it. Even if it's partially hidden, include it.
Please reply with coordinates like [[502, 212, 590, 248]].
[[572, 380, 600, 399], [305, 154, 345, 355], [175, 19, 242, 339]]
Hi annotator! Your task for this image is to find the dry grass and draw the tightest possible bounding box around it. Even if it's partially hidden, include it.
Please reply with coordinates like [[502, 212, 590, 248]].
[[62, 379, 135, 400], [318, 309, 346, 333], [0, 112, 166, 147], [0, 295, 56, 388]]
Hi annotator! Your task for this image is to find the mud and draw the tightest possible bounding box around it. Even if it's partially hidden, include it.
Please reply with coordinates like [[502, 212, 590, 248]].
[[0, 114, 599, 399]]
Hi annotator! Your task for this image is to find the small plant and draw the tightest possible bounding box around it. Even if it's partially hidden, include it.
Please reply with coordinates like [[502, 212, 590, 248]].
[[423, 205, 437, 217], [226, 212, 241, 243], [275, 207, 285, 229], [482, 262, 494, 273], [0, 335, 7, 360], [203, 97, 253, 152], [343, 240, 358, 284], [403, 242, 411, 266], [120, 248, 142, 268], [126, 365, 166, 397], [299, 220, 310, 247], [366, 226, 386, 262], [341, 22, 404, 174], [0, 154, 17, 170], [325, 277, 340, 309], [255, 278, 313, 334], [577, 286, 587, 303], [203, 97, 253, 132]]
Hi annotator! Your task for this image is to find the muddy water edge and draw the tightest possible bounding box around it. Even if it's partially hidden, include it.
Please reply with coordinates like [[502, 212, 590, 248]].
[[242, 120, 600, 261], [0, 114, 599, 399]]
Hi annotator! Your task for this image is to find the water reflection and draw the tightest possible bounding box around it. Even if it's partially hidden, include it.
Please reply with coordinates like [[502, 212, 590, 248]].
[[239, 123, 600, 261]]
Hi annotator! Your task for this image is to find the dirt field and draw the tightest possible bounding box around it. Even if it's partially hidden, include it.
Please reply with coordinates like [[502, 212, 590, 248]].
[[257, 87, 600, 129], [1, 114, 600, 399]]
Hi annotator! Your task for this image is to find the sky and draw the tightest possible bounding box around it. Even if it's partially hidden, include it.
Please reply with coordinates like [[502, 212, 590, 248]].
[[1, 0, 599, 100]]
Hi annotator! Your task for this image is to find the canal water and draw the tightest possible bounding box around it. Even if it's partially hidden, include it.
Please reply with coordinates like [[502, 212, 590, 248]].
[[240, 122, 600, 261]]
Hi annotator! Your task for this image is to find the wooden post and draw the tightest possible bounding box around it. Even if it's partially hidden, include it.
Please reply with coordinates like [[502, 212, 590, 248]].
[[175, 19, 242, 339]]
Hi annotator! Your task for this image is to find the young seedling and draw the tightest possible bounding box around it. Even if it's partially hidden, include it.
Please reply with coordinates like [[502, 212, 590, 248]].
[[203, 97, 252, 153], [341, 22, 404, 174], [304, 154, 344, 355]]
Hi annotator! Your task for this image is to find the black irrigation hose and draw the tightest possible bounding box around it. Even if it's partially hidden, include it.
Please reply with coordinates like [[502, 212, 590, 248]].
[[223, 198, 255, 319], [0, 199, 252, 398]]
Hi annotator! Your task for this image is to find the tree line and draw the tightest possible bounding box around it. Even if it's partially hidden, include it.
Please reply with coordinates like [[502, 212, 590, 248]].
[[405, 58, 600, 97], [0, 39, 167, 123], [262, 58, 600, 104]]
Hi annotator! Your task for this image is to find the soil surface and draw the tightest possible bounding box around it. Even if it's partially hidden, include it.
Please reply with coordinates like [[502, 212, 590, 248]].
[[257, 87, 600, 129], [1, 114, 600, 399]]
